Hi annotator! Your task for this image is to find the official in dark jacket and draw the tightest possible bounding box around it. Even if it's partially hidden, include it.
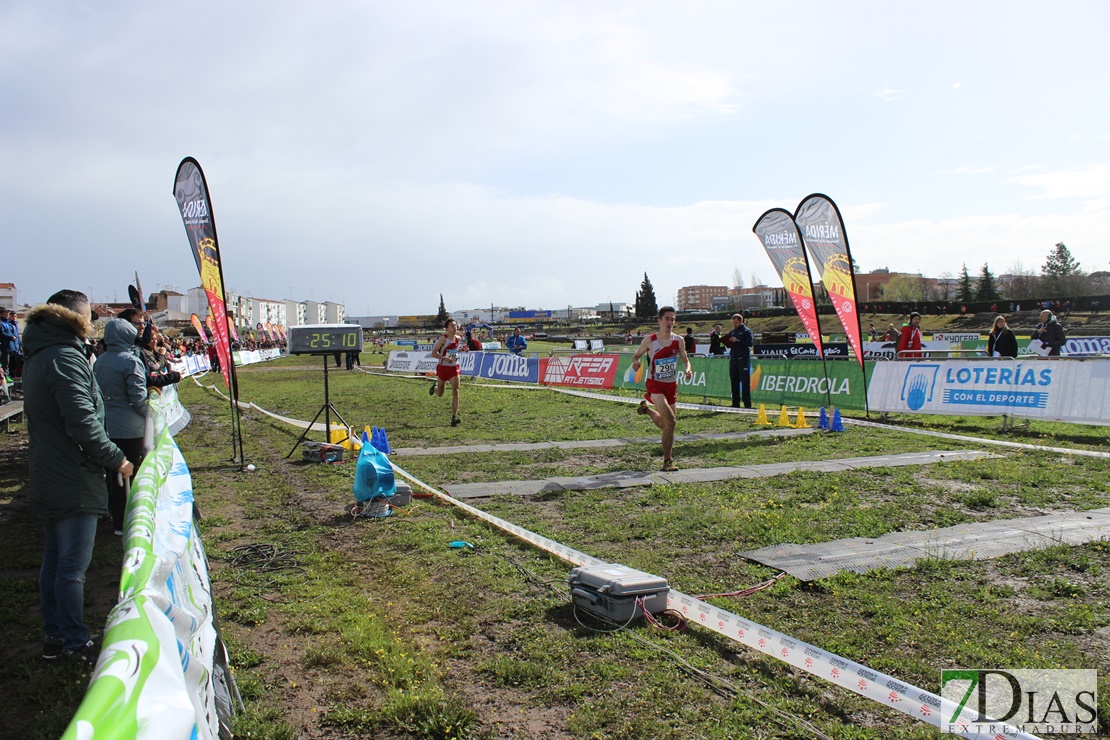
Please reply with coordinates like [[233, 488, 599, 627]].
[[1031, 310, 1066, 356], [726, 313, 754, 408], [93, 318, 149, 533], [23, 291, 132, 660]]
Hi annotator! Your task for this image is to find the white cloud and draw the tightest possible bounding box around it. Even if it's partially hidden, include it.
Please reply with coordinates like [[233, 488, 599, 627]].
[[4, 0, 1110, 311], [872, 88, 904, 101], [944, 166, 997, 175], [1004, 163, 1110, 201]]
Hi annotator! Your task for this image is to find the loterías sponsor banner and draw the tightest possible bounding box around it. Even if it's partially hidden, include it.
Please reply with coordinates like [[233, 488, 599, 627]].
[[542, 354, 620, 388], [867, 359, 1110, 425], [753, 208, 825, 357], [794, 194, 865, 372], [173, 158, 234, 390]]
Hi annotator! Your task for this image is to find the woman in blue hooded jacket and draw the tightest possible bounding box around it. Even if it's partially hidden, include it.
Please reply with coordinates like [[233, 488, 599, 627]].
[[93, 318, 149, 534]]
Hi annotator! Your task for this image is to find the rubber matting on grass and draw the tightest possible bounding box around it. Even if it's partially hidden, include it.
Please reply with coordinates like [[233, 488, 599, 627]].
[[443, 449, 994, 499], [741, 507, 1110, 581]]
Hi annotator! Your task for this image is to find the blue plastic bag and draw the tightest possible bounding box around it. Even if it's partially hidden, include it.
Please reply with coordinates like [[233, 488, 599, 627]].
[[353, 432, 396, 501]]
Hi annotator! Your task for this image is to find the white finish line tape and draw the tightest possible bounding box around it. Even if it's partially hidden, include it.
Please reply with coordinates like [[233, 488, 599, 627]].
[[191, 373, 1042, 738]]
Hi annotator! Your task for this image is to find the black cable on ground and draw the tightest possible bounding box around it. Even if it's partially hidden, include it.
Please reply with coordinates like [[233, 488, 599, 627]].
[[225, 543, 307, 585]]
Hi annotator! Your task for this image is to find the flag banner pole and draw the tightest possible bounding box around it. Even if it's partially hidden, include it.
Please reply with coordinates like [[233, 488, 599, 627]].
[[753, 208, 832, 408], [190, 313, 209, 343], [794, 194, 870, 415], [172, 157, 247, 464]]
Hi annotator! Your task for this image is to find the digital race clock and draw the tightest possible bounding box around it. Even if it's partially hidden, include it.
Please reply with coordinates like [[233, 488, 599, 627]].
[[287, 324, 364, 355]]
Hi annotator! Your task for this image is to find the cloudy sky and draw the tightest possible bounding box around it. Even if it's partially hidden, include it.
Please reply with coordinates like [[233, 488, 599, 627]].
[[3, 1, 1108, 314]]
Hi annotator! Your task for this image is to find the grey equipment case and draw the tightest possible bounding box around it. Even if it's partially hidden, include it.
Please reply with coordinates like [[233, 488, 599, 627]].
[[567, 564, 669, 623]]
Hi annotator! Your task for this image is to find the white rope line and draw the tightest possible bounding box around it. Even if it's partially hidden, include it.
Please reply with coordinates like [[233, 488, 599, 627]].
[[847, 416, 1110, 459], [543, 386, 1107, 458], [389, 462, 1038, 740], [188, 368, 1041, 738]]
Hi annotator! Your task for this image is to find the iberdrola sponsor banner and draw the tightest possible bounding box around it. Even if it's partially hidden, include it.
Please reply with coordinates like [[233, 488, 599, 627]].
[[753, 208, 825, 356], [751, 359, 871, 411], [64, 394, 235, 740], [174, 158, 235, 392], [868, 359, 1110, 425], [794, 194, 865, 371]]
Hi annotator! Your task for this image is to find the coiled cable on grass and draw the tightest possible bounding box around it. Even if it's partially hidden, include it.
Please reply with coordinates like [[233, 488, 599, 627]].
[[226, 543, 306, 584]]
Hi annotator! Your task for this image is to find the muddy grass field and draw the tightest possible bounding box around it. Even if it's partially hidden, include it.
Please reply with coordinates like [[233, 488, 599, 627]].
[[1, 358, 1108, 738]]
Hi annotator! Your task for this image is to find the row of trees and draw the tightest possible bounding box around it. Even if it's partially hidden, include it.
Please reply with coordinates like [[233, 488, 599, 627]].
[[847, 242, 1104, 304], [437, 244, 1100, 323]]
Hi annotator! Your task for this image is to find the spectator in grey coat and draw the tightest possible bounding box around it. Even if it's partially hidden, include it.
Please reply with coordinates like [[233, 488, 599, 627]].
[[93, 318, 149, 534]]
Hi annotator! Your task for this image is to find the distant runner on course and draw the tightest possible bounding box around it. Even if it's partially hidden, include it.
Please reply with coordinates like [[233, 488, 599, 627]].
[[631, 305, 692, 471], [429, 318, 464, 426]]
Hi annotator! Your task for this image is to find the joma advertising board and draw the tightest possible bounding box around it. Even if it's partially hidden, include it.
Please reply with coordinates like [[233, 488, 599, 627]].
[[959, 336, 1110, 358]]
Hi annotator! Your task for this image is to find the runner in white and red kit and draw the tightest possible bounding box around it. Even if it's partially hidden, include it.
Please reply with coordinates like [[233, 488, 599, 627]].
[[631, 306, 692, 471], [429, 318, 465, 426]]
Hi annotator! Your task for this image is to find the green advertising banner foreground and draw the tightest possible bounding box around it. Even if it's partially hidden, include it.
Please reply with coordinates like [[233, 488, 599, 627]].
[[613, 354, 873, 410], [64, 394, 236, 740], [751, 359, 873, 411]]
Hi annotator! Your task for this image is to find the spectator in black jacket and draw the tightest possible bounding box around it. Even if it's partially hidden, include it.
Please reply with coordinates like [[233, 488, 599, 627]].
[[138, 324, 181, 389], [987, 316, 1018, 358], [709, 324, 725, 356]]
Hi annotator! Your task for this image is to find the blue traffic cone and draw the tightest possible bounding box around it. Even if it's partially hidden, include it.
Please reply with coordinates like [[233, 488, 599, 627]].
[[831, 408, 845, 432], [818, 406, 830, 430], [380, 428, 391, 454], [361, 430, 370, 445], [372, 427, 384, 452]]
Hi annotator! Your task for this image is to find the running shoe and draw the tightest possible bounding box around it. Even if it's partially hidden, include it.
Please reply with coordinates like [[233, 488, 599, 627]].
[[428, 383, 436, 396], [451, 416, 461, 427], [636, 401, 650, 415], [661, 459, 679, 472]]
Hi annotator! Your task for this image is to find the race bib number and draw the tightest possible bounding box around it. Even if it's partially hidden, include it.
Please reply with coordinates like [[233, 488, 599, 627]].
[[445, 348, 458, 363], [653, 356, 677, 380]]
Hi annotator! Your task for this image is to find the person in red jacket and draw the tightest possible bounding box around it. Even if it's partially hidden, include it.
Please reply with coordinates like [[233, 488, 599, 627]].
[[898, 312, 923, 358]]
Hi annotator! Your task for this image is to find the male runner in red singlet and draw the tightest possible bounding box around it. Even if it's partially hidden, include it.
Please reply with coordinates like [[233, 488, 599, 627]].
[[631, 306, 692, 471], [429, 318, 464, 426]]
